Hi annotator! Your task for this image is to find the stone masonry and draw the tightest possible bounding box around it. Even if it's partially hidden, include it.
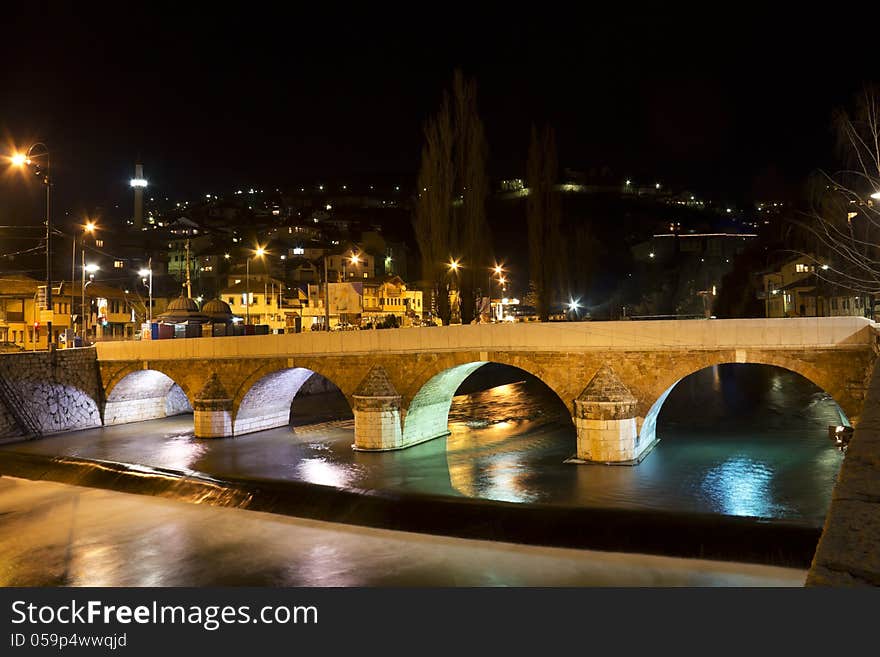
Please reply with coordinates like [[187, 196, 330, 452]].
[[573, 365, 651, 463], [352, 365, 403, 450], [0, 348, 102, 441], [89, 318, 878, 461]]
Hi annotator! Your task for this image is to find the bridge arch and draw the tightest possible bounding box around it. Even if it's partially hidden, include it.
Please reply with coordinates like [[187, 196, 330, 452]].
[[639, 359, 851, 446], [401, 359, 574, 447], [232, 364, 353, 436], [103, 367, 194, 426]]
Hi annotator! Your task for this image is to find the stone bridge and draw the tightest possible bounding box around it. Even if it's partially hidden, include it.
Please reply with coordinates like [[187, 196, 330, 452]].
[[91, 317, 879, 464]]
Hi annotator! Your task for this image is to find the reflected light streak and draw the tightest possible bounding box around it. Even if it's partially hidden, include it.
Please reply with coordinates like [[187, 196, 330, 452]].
[[296, 458, 355, 488], [700, 457, 782, 518]]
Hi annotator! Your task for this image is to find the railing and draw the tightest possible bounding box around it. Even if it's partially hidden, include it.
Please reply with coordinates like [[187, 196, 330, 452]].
[[0, 372, 43, 439]]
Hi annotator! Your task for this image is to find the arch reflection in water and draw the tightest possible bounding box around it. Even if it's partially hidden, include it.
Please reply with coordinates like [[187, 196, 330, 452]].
[[445, 368, 576, 504]]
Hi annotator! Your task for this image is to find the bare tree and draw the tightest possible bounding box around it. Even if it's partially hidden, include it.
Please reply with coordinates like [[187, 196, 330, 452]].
[[797, 85, 880, 298], [527, 124, 562, 321]]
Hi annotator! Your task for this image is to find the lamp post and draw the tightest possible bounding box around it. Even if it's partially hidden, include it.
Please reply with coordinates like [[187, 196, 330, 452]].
[[447, 258, 461, 324], [82, 263, 99, 343], [11, 143, 53, 348], [323, 254, 330, 331], [71, 221, 96, 341], [246, 246, 266, 326], [139, 259, 153, 326]]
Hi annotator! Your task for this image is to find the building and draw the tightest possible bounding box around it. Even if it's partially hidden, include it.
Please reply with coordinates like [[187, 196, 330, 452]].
[[0, 274, 141, 348], [219, 276, 293, 331], [760, 255, 873, 318], [362, 276, 423, 327]]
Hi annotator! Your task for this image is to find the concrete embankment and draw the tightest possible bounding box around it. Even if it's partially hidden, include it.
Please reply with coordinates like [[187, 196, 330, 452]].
[[0, 449, 820, 569]]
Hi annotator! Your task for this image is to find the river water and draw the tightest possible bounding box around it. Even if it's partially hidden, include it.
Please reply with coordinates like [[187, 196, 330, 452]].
[[1, 363, 845, 527]]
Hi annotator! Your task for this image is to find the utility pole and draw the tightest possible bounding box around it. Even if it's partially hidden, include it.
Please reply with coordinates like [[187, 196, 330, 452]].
[[185, 239, 192, 299], [324, 255, 330, 331]]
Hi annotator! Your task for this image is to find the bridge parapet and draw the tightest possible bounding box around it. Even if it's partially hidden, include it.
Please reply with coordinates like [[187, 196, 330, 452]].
[[95, 317, 878, 362]]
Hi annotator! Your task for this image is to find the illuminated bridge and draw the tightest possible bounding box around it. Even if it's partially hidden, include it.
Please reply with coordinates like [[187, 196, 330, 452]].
[[81, 316, 878, 464]]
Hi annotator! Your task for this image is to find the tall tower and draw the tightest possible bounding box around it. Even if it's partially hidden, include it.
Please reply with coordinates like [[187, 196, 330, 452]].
[[130, 162, 147, 231]]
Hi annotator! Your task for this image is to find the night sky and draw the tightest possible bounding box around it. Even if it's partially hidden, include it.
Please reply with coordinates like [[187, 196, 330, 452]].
[[0, 8, 875, 217]]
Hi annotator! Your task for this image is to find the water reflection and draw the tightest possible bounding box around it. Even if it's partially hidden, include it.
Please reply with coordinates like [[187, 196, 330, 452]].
[[700, 457, 782, 518]]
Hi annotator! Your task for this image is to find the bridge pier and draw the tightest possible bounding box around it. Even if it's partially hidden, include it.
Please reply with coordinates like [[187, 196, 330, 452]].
[[352, 366, 404, 451], [193, 374, 234, 438], [571, 365, 656, 465]]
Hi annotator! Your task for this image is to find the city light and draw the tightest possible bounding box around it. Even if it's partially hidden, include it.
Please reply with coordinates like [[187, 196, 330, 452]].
[[85, 221, 96, 233], [84, 263, 99, 273], [255, 246, 266, 257], [871, 191, 880, 200], [130, 178, 148, 188], [10, 153, 28, 166], [448, 259, 460, 272], [138, 268, 150, 277]]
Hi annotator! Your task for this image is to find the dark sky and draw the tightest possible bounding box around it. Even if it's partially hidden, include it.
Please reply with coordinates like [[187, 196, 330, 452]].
[[0, 8, 875, 216]]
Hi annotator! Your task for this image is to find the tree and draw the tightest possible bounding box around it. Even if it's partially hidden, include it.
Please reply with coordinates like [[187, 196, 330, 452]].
[[451, 71, 491, 324], [413, 95, 454, 324], [798, 85, 880, 301], [526, 125, 562, 321], [413, 70, 491, 325]]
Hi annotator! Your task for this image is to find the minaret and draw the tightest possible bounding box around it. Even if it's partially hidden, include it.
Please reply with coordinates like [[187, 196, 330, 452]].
[[130, 161, 147, 231]]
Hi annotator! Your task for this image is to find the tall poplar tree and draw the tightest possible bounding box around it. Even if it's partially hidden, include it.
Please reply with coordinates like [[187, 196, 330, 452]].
[[527, 125, 562, 321], [413, 70, 491, 324]]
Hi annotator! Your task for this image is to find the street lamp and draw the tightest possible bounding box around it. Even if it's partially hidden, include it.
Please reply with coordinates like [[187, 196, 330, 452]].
[[343, 251, 362, 280], [139, 259, 153, 326], [70, 220, 97, 341], [82, 264, 99, 343], [10, 143, 53, 348], [447, 259, 461, 323], [246, 246, 266, 325]]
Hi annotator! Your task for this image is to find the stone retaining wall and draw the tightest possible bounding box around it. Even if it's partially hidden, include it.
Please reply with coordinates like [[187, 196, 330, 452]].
[[0, 348, 102, 441], [807, 355, 880, 586]]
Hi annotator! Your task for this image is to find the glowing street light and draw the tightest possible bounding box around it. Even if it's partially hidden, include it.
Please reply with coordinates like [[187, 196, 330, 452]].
[[448, 259, 460, 272], [139, 259, 153, 326], [246, 246, 267, 325], [10, 143, 56, 347], [871, 191, 880, 200], [82, 263, 99, 343], [71, 220, 98, 341]]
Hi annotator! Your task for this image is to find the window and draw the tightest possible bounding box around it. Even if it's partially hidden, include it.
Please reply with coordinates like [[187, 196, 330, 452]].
[[363, 272, 368, 278], [228, 297, 235, 305]]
